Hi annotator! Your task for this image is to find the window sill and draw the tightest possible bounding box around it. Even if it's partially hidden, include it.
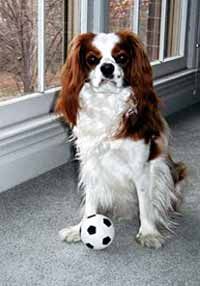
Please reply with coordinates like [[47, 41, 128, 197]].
[[0, 87, 61, 129]]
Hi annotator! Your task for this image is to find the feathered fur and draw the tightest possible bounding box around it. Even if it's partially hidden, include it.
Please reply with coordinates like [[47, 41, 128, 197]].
[[56, 31, 186, 248]]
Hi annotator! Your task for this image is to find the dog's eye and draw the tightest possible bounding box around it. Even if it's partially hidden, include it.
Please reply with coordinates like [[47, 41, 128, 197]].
[[86, 55, 100, 66], [115, 54, 128, 65]]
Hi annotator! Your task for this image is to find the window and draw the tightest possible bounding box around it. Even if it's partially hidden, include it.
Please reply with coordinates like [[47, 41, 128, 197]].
[[0, 0, 80, 103], [139, 0, 162, 61], [45, 0, 64, 88], [104, 0, 187, 65], [0, 0, 37, 101], [0, 0, 192, 106], [45, 0, 81, 88], [164, 0, 185, 58]]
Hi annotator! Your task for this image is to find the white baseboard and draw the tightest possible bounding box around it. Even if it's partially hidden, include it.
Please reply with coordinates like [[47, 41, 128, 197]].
[[0, 114, 70, 193], [155, 69, 200, 115]]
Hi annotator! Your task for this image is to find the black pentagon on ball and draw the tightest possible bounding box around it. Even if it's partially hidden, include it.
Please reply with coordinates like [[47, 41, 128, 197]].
[[86, 243, 94, 249], [102, 236, 111, 245], [103, 218, 112, 227], [87, 225, 96, 235]]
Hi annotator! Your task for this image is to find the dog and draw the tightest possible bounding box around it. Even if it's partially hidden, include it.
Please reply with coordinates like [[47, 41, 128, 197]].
[[56, 31, 186, 249]]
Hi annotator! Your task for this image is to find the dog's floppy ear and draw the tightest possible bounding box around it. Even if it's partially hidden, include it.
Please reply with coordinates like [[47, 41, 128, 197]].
[[55, 33, 94, 126], [118, 31, 158, 109], [116, 31, 163, 141]]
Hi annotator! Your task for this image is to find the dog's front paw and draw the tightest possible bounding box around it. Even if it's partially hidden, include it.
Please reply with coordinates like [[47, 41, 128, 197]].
[[59, 225, 81, 243], [136, 231, 164, 249]]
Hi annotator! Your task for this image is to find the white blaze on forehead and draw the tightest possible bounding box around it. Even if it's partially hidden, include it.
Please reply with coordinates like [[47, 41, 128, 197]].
[[89, 33, 124, 88], [92, 33, 120, 58]]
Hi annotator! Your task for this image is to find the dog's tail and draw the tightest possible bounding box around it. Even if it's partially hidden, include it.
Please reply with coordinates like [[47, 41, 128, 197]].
[[174, 161, 187, 183], [167, 154, 187, 211], [167, 154, 187, 184]]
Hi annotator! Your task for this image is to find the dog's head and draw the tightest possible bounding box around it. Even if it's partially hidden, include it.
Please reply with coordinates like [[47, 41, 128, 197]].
[[56, 31, 157, 126]]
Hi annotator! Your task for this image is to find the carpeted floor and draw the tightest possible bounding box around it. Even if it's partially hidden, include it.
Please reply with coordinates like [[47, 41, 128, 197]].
[[0, 104, 200, 286]]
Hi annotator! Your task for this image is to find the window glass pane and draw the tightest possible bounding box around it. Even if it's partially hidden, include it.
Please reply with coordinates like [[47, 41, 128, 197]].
[[45, 0, 80, 88], [138, 0, 161, 61], [107, 0, 134, 32], [164, 0, 182, 58], [45, 0, 64, 88], [0, 0, 37, 102]]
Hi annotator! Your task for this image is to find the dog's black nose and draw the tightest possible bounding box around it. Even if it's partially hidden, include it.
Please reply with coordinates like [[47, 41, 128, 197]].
[[100, 63, 115, 78]]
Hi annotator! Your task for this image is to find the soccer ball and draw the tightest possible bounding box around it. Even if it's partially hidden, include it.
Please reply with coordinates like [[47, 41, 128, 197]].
[[80, 214, 115, 250]]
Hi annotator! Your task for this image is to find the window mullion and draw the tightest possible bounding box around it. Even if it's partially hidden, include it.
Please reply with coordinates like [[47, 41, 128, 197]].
[[159, 0, 167, 62], [37, 0, 45, 93], [180, 0, 188, 56], [93, 0, 104, 33], [133, 0, 140, 34], [80, 0, 88, 33]]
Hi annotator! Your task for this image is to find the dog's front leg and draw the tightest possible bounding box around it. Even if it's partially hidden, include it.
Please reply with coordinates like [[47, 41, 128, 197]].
[[59, 188, 98, 242], [134, 166, 164, 249], [134, 158, 175, 249]]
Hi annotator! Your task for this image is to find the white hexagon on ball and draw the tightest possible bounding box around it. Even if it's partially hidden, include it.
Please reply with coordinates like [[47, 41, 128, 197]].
[[80, 214, 115, 250]]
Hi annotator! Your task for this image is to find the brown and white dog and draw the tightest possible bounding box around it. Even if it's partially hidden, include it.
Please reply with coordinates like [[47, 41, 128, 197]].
[[56, 31, 186, 248]]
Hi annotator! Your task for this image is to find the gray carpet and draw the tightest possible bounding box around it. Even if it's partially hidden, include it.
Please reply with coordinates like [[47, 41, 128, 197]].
[[1, 104, 200, 286]]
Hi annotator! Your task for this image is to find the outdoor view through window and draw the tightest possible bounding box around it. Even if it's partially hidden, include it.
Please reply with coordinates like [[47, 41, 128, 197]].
[[0, 0, 38, 101], [0, 0, 64, 101]]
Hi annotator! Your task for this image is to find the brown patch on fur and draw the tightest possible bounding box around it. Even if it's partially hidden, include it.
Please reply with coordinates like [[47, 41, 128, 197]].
[[148, 133, 168, 161], [167, 154, 187, 184], [148, 138, 161, 161], [115, 31, 164, 147], [55, 33, 98, 125]]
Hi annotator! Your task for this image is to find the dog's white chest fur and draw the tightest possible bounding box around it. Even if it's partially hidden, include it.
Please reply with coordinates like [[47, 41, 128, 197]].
[[73, 83, 149, 218]]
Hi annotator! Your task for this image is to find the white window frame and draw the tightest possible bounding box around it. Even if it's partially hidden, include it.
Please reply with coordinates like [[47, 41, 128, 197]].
[[132, 0, 140, 34], [80, 0, 88, 32]]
